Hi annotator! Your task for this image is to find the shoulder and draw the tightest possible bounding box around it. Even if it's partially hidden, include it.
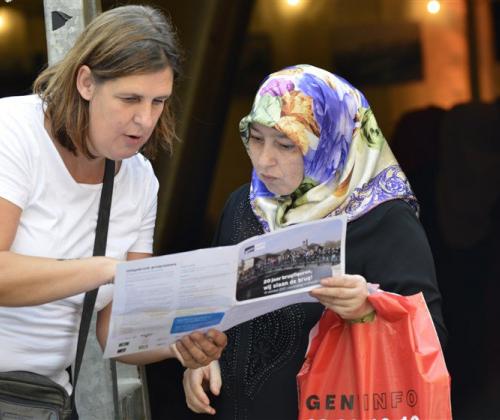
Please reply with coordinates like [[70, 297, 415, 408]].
[[0, 95, 44, 150], [346, 199, 432, 277], [226, 183, 250, 205], [0, 95, 43, 164], [348, 199, 421, 237], [219, 183, 251, 221], [213, 183, 257, 246], [360, 199, 417, 221], [117, 154, 159, 206], [124, 153, 155, 174], [346, 199, 429, 263], [346, 200, 435, 289], [0, 95, 42, 123], [122, 154, 158, 186]]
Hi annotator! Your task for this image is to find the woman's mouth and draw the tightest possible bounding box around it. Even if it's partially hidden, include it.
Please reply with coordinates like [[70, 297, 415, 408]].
[[125, 134, 142, 144], [260, 174, 278, 183]]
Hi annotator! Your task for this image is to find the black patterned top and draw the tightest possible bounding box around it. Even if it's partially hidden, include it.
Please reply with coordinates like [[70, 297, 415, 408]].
[[206, 183, 446, 420], [151, 183, 447, 420]]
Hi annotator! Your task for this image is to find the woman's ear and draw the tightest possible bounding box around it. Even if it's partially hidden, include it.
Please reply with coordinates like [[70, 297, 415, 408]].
[[75, 65, 95, 101]]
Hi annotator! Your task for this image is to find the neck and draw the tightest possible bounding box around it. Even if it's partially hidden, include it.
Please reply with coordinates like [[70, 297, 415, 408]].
[[55, 140, 107, 184], [45, 117, 113, 184]]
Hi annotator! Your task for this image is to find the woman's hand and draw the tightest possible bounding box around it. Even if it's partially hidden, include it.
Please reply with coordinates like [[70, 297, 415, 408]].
[[309, 274, 374, 320], [183, 360, 221, 415], [172, 329, 227, 369]]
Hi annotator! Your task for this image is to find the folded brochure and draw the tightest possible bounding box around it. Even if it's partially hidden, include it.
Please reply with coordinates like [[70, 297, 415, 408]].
[[104, 215, 346, 358]]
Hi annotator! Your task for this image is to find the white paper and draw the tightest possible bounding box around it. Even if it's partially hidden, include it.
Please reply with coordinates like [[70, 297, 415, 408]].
[[104, 215, 346, 358]]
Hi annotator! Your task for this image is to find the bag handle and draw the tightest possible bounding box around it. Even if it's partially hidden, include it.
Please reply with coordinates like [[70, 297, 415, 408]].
[[72, 158, 115, 394]]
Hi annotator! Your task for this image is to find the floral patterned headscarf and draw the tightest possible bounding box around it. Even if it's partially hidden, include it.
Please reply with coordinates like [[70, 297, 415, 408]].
[[239, 64, 418, 232]]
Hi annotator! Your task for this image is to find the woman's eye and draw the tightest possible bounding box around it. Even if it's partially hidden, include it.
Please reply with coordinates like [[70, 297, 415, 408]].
[[121, 97, 138, 103], [249, 136, 263, 144], [153, 99, 166, 105], [279, 142, 296, 150]]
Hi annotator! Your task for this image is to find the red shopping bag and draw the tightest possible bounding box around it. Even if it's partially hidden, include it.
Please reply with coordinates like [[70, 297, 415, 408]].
[[297, 292, 451, 420]]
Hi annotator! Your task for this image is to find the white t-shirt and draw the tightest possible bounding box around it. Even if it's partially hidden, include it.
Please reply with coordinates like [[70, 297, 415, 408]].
[[0, 95, 159, 393]]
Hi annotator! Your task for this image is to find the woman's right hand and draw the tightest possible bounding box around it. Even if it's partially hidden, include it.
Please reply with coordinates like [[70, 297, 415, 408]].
[[183, 360, 222, 415], [309, 274, 374, 320]]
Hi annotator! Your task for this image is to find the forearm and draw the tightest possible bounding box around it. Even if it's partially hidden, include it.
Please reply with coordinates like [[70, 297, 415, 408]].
[[95, 252, 178, 365], [97, 304, 227, 369], [114, 345, 176, 365], [95, 300, 178, 365], [0, 251, 116, 306]]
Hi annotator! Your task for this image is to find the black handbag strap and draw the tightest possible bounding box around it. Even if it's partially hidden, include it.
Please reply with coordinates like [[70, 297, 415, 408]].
[[72, 158, 115, 393]]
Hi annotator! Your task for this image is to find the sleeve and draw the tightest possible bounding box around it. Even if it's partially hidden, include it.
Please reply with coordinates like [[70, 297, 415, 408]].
[[211, 191, 234, 247], [211, 183, 251, 247], [0, 110, 34, 209], [128, 170, 159, 254], [360, 202, 448, 347]]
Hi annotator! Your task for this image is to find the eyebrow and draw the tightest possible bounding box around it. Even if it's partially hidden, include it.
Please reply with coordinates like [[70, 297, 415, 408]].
[[117, 93, 171, 100], [249, 126, 288, 139]]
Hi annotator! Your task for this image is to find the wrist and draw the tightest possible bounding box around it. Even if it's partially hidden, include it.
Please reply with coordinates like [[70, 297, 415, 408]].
[[170, 343, 186, 366], [89, 256, 117, 286], [60, 257, 113, 289], [345, 301, 375, 323], [348, 310, 376, 324]]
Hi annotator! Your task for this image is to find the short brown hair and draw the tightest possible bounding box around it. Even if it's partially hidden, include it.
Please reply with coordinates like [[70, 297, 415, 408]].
[[33, 5, 182, 159]]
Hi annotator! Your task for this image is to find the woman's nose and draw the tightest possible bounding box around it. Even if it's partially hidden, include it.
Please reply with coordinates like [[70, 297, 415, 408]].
[[258, 143, 277, 166], [133, 104, 154, 128]]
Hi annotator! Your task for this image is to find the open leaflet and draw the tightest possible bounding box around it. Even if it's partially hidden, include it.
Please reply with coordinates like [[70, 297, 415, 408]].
[[104, 215, 346, 358]]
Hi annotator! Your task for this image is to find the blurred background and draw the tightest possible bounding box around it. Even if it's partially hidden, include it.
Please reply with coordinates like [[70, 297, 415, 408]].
[[1, 0, 499, 418]]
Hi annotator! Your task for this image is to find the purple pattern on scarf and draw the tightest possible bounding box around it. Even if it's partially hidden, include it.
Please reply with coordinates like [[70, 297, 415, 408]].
[[250, 170, 274, 199], [249, 175, 272, 232], [332, 165, 419, 221], [259, 78, 295, 97], [297, 74, 369, 185]]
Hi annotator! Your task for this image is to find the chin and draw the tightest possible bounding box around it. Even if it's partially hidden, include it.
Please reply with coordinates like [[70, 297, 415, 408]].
[[261, 179, 294, 196], [267, 186, 288, 196], [112, 149, 140, 161]]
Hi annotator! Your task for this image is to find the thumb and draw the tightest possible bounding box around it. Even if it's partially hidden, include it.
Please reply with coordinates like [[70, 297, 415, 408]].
[[209, 361, 222, 395], [170, 343, 186, 367]]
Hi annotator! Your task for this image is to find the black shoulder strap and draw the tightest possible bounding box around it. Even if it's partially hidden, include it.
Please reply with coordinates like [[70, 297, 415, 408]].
[[72, 158, 115, 393]]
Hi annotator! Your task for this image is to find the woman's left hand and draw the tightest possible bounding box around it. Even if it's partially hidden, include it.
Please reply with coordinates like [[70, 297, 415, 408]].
[[172, 329, 227, 369], [309, 274, 374, 320]]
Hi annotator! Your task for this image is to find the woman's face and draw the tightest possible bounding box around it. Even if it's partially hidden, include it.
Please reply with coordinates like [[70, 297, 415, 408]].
[[248, 123, 304, 196], [76, 65, 173, 160]]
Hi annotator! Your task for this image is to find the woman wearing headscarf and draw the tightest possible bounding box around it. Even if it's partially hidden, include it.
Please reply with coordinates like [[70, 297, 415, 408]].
[[182, 64, 447, 419]]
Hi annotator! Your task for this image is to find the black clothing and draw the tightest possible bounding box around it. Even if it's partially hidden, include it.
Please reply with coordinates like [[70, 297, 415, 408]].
[[150, 183, 447, 420]]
